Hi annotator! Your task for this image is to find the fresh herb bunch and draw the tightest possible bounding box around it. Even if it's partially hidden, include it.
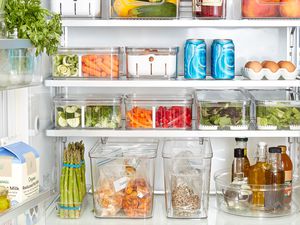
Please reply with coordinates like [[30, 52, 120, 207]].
[[4, 0, 62, 55]]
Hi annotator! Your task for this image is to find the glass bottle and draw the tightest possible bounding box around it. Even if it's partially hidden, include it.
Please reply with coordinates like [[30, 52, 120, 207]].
[[235, 137, 250, 178], [231, 148, 249, 181], [0, 186, 10, 212], [193, 0, 226, 19], [278, 145, 293, 205], [248, 142, 271, 209]]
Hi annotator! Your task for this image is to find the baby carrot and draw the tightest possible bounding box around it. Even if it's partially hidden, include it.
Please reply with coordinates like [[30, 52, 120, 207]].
[[95, 59, 112, 75]]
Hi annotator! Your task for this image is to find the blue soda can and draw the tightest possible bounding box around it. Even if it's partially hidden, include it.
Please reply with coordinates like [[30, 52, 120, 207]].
[[184, 39, 207, 80], [211, 39, 235, 80]]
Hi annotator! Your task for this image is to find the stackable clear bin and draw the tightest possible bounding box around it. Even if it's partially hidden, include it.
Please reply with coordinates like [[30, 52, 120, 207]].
[[249, 90, 300, 130], [163, 138, 213, 218], [89, 141, 157, 218], [50, 0, 101, 18], [214, 170, 300, 217], [110, 0, 180, 19], [0, 39, 42, 88], [242, 0, 300, 19], [54, 95, 122, 129], [52, 48, 121, 79], [125, 95, 192, 129], [196, 90, 251, 130], [125, 47, 179, 79]]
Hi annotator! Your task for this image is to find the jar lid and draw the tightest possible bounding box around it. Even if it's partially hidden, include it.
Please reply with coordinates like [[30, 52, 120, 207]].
[[0, 186, 8, 196]]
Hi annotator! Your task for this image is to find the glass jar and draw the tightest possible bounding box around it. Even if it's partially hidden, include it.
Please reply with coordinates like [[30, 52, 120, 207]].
[[0, 186, 10, 212], [193, 0, 226, 19]]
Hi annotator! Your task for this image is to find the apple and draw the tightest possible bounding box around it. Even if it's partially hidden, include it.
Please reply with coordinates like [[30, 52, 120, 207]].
[[242, 0, 279, 18], [280, 0, 300, 18]]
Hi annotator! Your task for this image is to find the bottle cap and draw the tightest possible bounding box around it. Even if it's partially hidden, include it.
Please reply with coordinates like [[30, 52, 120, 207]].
[[269, 147, 282, 154], [235, 137, 248, 142], [278, 145, 287, 153], [234, 148, 244, 158]]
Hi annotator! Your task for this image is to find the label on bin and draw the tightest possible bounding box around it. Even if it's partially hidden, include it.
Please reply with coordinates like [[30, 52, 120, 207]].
[[114, 177, 128, 192]]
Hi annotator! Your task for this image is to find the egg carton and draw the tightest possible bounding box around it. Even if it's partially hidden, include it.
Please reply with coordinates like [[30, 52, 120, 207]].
[[242, 68, 299, 81]]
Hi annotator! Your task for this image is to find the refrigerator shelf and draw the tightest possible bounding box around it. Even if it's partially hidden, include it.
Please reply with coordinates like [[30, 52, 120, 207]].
[[45, 128, 300, 138], [44, 77, 300, 88], [0, 82, 42, 92]]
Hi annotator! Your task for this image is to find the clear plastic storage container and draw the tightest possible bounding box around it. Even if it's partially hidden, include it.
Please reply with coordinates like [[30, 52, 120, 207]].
[[89, 141, 157, 218], [249, 90, 300, 130], [54, 95, 122, 129], [126, 47, 179, 79], [163, 138, 213, 218], [242, 0, 300, 19], [0, 0, 6, 16], [193, 0, 226, 19], [50, 0, 101, 18], [52, 48, 121, 79], [215, 170, 300, 217], [110, 0, 179, 19], [0, 39, 41, 88], [125, 95, 192, 129], [196, 90, 251, 130]]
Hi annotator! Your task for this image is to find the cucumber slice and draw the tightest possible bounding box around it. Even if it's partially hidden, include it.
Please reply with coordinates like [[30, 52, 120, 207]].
[[58, 117, 68, 127], [67, 118, 80, 128], [75, 112, 81, 118], [66, 106, 78, 113]]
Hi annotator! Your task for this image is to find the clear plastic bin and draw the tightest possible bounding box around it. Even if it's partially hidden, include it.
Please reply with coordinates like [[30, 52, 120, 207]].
[[50, 0, 101, 18], [52, 48, 121, 79], [196, 90, 251, 130], [110, 0, 180, 19], [54, 95, 122, 129], [242, 0, 300, 19], [0, 39, 41, 87], [249, 90, 300, 130], [126, 47, 179, 79], [0, 0, 6, 16], [125, 95, 192, 129], [89, 141, 157, 218], [214, 170, 300, 217], [163, 138, 213, 218]]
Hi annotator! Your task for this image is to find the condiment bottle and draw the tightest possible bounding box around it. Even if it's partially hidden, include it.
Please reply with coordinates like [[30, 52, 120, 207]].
[[194, 0, 226, 19], [0, 186, 10, 212], [232, 148, 249, 181], [235, 137, 250, 177]]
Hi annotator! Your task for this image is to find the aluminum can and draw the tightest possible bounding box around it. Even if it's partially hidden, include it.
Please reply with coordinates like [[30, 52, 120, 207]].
[[184, 39, 207, 80], [211, 39, 235, 80]]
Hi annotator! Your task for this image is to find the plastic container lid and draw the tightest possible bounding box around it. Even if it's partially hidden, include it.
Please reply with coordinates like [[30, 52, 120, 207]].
[[125, 47, 179, 55], [125, 94, 193, 104], [53, 95, 122, 105], [249, 89, 300, 103], [57, 47, 121, 54], [196, 90, 250, 103]]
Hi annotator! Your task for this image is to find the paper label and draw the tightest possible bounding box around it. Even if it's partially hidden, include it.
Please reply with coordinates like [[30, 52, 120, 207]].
[[284, 170, 292, 202], [113, 177, 128, 192], [23, 152, 36, 175], [0, 157, 12, 177], [201, 0, 223, 6]]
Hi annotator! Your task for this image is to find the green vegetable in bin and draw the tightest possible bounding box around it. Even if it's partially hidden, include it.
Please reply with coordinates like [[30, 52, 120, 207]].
[[257, 105, 300, 129], [57, 105, 81, 128], [128, 2, 176, 17], [85, 106, 121, 129], [54, 55, 79, 77]]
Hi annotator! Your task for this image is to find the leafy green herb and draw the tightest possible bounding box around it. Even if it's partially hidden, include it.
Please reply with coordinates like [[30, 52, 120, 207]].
[[4, 0, 62, 56]]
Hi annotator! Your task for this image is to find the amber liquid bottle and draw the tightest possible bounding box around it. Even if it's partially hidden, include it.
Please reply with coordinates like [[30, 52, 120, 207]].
[[278, 145, 293, 205], [235, 137, 250, 178], [248, 142, 271, 209]]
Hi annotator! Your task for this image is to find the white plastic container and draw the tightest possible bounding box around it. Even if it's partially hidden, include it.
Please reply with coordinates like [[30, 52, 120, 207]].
[[50, 0, 101, 17]]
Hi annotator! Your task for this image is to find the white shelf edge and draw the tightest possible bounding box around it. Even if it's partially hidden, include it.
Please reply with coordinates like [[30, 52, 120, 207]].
[[61, 19, 300, 28], [44, 78, 300, 88], [0, 190, 51, 224], [45, 129, 300, 138]]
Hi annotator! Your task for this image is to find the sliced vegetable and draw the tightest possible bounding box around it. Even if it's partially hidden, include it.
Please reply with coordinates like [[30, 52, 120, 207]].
[[53, 54, 79, 77], [126, 107, 153, 128], [56, 105, 81, 128]]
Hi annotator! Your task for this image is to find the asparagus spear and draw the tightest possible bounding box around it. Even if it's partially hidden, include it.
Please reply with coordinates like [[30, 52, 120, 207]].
[[68, 146, 75, 219], [59, 146, 67, 218]]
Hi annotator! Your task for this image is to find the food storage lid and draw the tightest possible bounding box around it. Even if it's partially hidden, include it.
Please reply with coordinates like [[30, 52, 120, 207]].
[[57, 47, 121, 54], [249, 89, 300, 104], [125, 94, 192, 104], [196, 90, 250, 103], [53, 95, 122, 105], [125, 47, 179, 55]]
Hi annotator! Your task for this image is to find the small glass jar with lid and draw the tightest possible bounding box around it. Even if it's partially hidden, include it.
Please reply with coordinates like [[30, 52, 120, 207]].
[[0, 186, 10, 213]]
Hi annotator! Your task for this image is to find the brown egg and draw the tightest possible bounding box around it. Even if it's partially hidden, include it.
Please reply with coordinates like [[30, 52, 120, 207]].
[[262, 61, 280, 72], [245, 61, 263, 73], [261, 60, 273, 67], [278, 61, 296, 72]]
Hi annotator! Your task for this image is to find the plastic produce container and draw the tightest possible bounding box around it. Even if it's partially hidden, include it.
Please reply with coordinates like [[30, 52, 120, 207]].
[[125, 95, 192, 129], [52, 48, 121, 79], [110, 0, 180, 19], [0, 0, 6, 16], [54, 95, 122, 129], [242, 0, 300, 19], [214, 170, 300, 217], [163, 138, 213, 218], [0, 39, 41, 88], [89, 141, 157, 218], [196, 90, 251, 130], [126, 47, 179, 79], [249, 89, 300, 130], [50, 0, 101, 18]]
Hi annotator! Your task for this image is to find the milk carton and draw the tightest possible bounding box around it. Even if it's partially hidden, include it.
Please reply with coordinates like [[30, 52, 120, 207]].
[[0, 142, 40, 205]]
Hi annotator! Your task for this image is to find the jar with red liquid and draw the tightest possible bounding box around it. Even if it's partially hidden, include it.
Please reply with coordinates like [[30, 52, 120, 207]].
[[193, 0, 226, 19]]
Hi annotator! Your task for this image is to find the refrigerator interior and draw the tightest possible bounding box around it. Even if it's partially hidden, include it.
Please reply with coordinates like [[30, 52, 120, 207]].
[[0, 0, 300, 224]]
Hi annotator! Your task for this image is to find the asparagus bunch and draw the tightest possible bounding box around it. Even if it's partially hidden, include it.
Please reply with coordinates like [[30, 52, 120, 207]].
[[59, 141, 86, 219]]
